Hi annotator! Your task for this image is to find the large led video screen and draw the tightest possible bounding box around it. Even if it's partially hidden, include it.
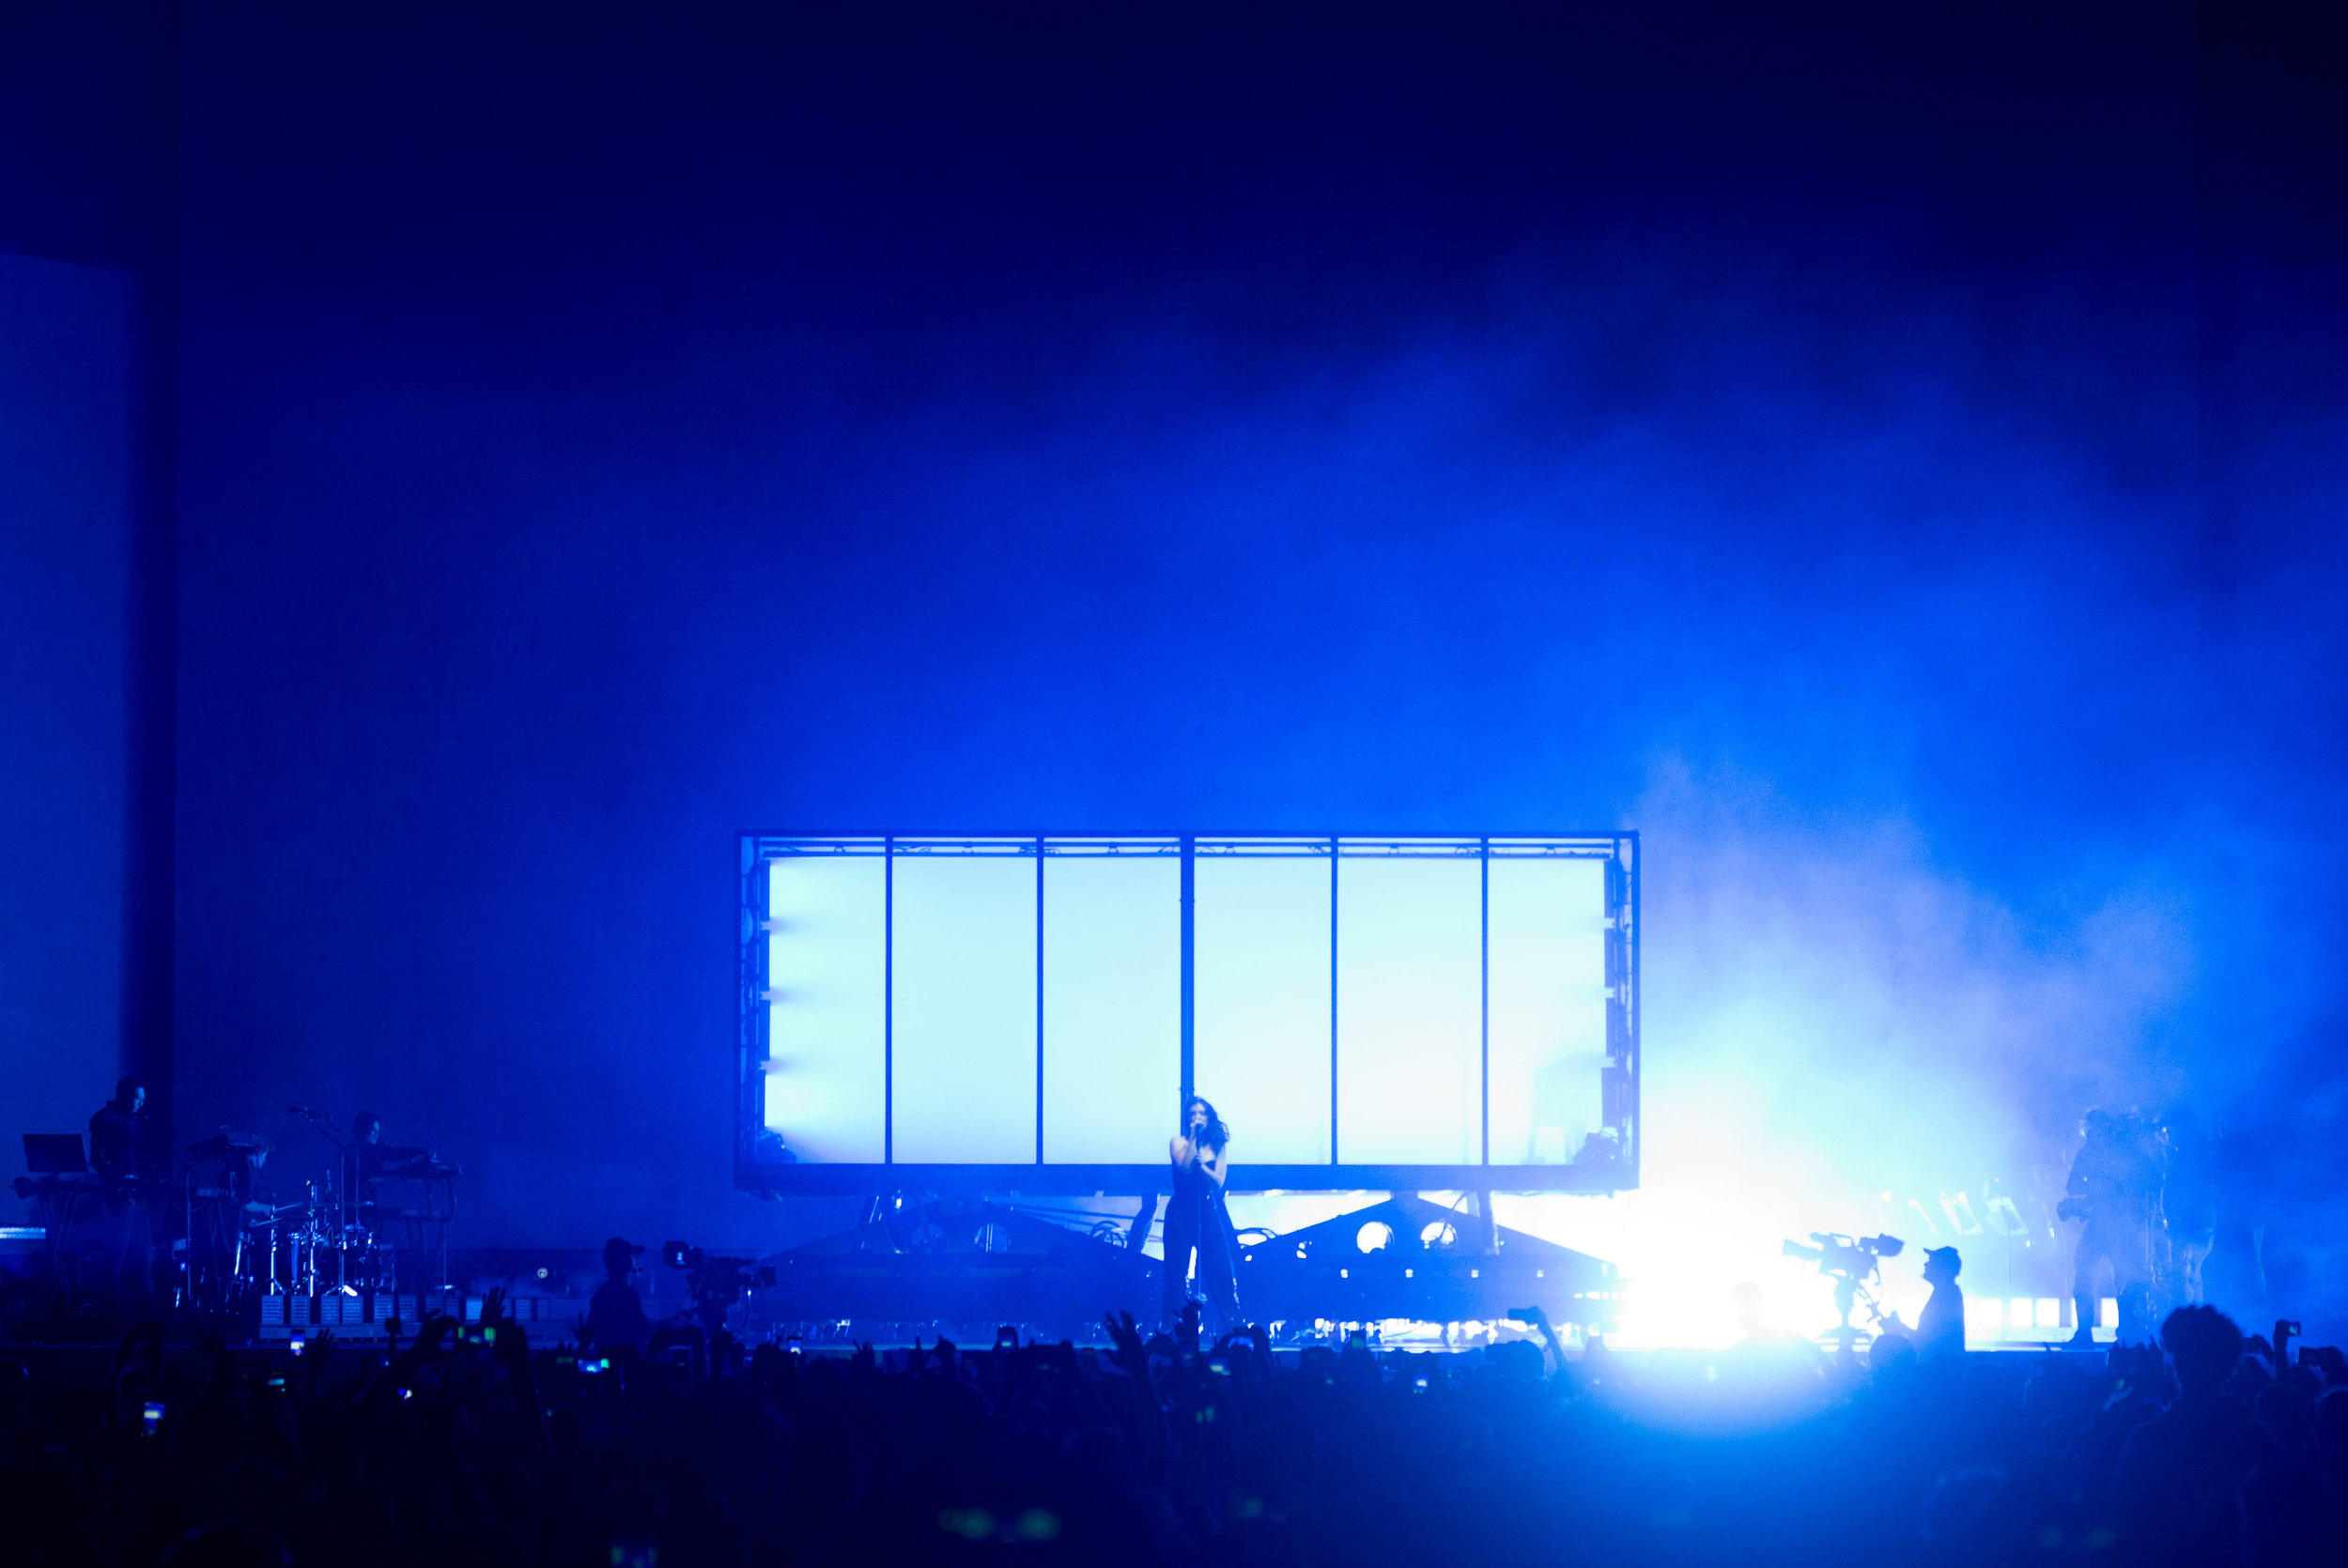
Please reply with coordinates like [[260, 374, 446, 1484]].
[[737, 835, 1638, 1193]]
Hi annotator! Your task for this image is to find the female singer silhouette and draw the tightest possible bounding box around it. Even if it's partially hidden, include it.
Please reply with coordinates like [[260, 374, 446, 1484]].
[[1163, 1096, 1242, 1332]]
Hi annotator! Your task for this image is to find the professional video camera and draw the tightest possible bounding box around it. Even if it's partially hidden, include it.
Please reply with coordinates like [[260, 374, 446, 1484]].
[[1782, 1231, 1904, 1281], [661, 1240, 778, 1331], [1782, 1231, 1906, 1344]]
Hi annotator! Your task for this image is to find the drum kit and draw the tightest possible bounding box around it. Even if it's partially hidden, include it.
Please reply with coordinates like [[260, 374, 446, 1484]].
[[182, 1116, 459, 1311]]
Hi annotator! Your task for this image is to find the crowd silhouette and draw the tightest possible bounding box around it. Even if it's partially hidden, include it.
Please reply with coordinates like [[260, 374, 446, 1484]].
[[0, 1295, 2340, 1567]]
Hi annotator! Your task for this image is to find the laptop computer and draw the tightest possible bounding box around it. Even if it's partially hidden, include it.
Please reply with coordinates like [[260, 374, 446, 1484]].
[[23, 1134, 88, 1175]]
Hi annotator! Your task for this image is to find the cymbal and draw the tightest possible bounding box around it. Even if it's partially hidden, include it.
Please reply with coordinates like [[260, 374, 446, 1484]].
[[378, 1159, 462, 1179], [189, 1130, 271, 1161]]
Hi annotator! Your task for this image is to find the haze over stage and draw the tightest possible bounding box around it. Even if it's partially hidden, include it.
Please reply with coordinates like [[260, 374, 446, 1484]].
[[5, 4, 2347, 1564], [5, 0, 2344, 1360]]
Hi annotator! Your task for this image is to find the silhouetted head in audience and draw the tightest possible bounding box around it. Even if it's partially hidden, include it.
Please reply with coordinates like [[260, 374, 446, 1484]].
[[2256, 1383, 2314, 1453], [1923, 1246, 1961, 1286], [2314, 1388, 2348, 1453], [1489, 1338, 1546, 1383], [1732, 1281, 1767, 1339], [160, 1524, 288, 1568], [603, 1237, 643, 1281], [2160, 1304, 2244, 1404], [1870, 1328, 1918, 1377], [2224, 1341, 2276, 1402]]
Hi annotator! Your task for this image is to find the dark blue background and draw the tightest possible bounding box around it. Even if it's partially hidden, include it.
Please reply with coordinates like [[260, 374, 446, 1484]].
[[0, 255, 131, 1169], [114, 1, 2348, 1290]]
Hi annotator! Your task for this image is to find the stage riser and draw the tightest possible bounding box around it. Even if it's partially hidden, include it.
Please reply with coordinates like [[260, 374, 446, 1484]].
[[1231, 1267, 1614, 1330], [761, 1260, 1153, 1326], [255, 1292, 588, 1340]]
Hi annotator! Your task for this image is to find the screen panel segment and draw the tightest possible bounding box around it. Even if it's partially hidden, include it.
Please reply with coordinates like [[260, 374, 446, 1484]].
[[889, 847, 1039, 1162], [1193, 845, 1335, 1163], [1488, 854, 1608, 1164], [1336, 847, 1482, 1163], [1043, 848, 1181, 1162], [764, 852, 887, 1161]]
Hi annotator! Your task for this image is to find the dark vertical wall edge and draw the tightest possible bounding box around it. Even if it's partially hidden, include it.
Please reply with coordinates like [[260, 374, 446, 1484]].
[[121, 0, 178, 1138]]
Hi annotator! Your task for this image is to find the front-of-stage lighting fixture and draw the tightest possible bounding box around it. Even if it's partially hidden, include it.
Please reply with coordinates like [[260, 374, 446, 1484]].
[[1356, 1221, 1394, 1253]]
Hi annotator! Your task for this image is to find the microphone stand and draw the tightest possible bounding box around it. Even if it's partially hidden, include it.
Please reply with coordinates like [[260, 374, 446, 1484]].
[[292, 1109, 353, 1294]]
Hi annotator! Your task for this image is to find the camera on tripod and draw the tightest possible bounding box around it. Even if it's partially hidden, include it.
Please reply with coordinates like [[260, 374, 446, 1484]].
[[1782, 1231, 1904, 1281], [1782, 1231, 1907, 1342], [661, 1240, 778, 1330]]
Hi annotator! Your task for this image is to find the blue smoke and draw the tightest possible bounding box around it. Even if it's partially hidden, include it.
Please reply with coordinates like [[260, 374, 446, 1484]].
[[170, 10, 2348, 1331]]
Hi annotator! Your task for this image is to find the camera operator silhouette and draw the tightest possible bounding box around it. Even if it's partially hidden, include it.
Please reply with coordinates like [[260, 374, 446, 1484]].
[[1916, 1245, 1965, 1360], [585, 1237, 652, 1351]]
